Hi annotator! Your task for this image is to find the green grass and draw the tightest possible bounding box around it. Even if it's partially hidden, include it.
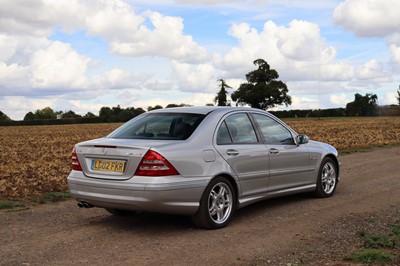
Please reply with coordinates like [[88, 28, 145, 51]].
[[1, 191, 71, 211], [392, 221, 400, 237], [0, 200, 26, 210], [359, 231, 396, 249], [32, 191, 71, 204], [339, 143, 400, 155], [344, 249, 392, 264], [344, 221, 400, 264]]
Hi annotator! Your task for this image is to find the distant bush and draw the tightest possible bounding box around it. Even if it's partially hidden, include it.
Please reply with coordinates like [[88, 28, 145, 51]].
[[0, 117, 106, 126], [270, 108, 346, 118], [378, 105, 400, 116]]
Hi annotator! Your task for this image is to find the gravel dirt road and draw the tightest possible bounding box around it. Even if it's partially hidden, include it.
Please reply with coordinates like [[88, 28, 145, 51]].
[[1, 147, 400, 265]]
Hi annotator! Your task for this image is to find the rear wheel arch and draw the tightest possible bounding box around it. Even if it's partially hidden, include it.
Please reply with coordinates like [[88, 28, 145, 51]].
[[213, 173, 239, 205], [192, 174, 238, 229]]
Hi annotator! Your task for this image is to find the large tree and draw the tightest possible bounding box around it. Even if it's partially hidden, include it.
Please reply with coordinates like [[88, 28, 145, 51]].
[[61, 110, 82, 119], [397, 86, 400, 105], [0, 111, 11, 121], [214, 79, 232, 106], [346, 93, 378, 116], [24, 107, 57, 120], [148, 105, 163, 111], [231, 59, 291, 110]]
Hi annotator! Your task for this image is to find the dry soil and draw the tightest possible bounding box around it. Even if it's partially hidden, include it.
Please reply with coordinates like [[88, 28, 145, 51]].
[[1, 147, 400, 265]]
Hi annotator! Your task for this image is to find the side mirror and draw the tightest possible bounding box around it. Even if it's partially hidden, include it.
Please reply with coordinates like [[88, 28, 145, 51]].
[[296, 134, 309, 145]]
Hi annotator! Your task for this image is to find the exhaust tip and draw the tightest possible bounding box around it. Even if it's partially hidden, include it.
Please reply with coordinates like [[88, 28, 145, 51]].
[[77, 201, 94, 208]]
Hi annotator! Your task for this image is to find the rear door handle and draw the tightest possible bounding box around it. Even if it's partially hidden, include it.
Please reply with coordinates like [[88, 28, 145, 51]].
[[269, 148, 279, 155], [226, 149, 239, 156]]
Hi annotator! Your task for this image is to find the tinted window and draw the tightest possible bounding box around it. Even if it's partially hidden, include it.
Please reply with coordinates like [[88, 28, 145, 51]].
[[216, 121, 232, 144], [252, 113, 294, 145], [109, 113, 205, 140], [217, 113, 258, 144]]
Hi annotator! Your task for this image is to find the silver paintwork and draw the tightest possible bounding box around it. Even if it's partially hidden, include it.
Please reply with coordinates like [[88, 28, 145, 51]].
[[68, 106, 339, 216]]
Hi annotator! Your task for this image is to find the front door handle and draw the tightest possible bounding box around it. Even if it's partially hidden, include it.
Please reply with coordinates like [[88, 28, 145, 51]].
[[226, 149, 239, 156], [269, 148, 279, 155]]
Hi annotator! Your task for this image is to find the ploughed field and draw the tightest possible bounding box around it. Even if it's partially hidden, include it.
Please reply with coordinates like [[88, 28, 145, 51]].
[[1, 116, 400, 199]]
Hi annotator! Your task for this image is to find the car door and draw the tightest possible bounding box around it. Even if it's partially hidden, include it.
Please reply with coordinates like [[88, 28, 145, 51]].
[[214, 112, 270, 197], [251, 113, 314, 192]]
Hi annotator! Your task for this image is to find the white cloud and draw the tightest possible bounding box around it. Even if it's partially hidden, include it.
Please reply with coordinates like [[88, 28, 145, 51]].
[[0, 96, 57, 120], [333, 0, 400, 37], [171, 61, 217, 92], [90, 69, 145, 90], [356, 60, 390, 81], [276, 20, 332, 61], [109, 11, 208, 63], [387, 34, 400, 67], [382, 91, 398, 105], [390, 43, 400, 65], [0, 0, 84, 37], [174, 0, 338, 8], [133, 92, 216, 109], [215, 20, 354, 82], [0, 0, 207, 63], [84, 0, 143, 41], [330, 93, 351, 107], [290, 96, 320, 110], [0, 62, 30, 91], [30, 41, 91, 89], [0, 0, 397, 119]]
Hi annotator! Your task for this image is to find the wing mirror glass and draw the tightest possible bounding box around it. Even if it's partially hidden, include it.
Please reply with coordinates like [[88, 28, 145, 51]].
[[296, 134, 309, 145]]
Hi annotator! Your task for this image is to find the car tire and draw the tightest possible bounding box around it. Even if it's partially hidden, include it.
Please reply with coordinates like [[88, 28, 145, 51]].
[[191, 176, 236, 229], [105, 208, 137, 216], [314, 157, 338, 198]]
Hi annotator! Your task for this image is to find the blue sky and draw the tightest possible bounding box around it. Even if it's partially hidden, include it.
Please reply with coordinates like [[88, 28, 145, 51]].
[[0, 0, 399, 120]]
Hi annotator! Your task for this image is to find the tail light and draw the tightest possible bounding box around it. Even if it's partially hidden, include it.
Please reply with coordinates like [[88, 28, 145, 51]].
[[135, 150, 179, 176], [71, 146, 82, 171]]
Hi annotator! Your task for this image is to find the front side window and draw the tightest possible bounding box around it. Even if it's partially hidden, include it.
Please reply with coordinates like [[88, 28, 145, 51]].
[[252, 113, 294, 145], [217, 113, 258, 144], [109, 113, 205, 140]]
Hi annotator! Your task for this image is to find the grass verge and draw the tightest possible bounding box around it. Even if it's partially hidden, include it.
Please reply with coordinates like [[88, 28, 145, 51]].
[[339, 143, 400, 155], [1, 191, 71, 211], [0, 199, 26, 210], [344, 249, 393, 264], [32, 191, 71, 204], [344, 221, 400, 264]]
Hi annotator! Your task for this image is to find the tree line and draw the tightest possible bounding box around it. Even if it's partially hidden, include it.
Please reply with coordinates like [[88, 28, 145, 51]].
[[213, 59, 399, 117], [1, 58, 400, 123]]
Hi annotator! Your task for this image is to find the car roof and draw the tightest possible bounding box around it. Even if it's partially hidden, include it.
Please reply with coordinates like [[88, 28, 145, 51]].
[[148, 106, 263, 115]]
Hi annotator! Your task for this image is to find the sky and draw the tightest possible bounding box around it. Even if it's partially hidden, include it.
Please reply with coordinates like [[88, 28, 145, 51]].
[[1, 0, 400, 120]]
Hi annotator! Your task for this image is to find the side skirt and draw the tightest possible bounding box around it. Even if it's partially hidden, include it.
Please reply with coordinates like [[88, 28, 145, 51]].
[[237, 184, 316, 209]]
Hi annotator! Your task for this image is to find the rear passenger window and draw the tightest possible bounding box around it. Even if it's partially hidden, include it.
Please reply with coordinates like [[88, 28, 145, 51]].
[[252, 113, 294, 145], [217, 113, 258, 144]]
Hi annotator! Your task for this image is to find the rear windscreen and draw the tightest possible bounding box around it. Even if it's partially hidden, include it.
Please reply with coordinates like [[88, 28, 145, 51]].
[[108, 113, 205, 140]]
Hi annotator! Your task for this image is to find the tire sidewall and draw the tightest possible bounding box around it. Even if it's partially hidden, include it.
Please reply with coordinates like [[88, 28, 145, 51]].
[[315, 157, 338, 198], [193, 176, 236, 229]]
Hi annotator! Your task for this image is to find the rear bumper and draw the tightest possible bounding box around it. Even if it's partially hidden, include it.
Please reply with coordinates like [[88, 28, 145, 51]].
[[67, 170, 209, 215]]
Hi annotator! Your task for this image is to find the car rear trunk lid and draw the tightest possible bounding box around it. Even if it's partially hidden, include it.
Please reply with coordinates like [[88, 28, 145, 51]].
[[75, 138, 150, 180]]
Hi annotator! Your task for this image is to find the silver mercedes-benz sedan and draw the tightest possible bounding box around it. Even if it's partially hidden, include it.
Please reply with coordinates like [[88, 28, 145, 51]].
[[68, 106, 339, 229]]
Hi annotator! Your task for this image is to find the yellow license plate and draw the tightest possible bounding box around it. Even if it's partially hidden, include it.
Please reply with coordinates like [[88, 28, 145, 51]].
[[92, 159, 125, 173]]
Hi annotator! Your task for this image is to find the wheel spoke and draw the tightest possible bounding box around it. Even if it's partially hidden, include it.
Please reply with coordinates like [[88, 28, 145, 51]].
[[218, 186, 226, 197], [206, 181, 234, 224], [321, 162, 336, 194], [216, 209, 224, 221], [210, 190, 218, 200], [209, 206, 217, 216]]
